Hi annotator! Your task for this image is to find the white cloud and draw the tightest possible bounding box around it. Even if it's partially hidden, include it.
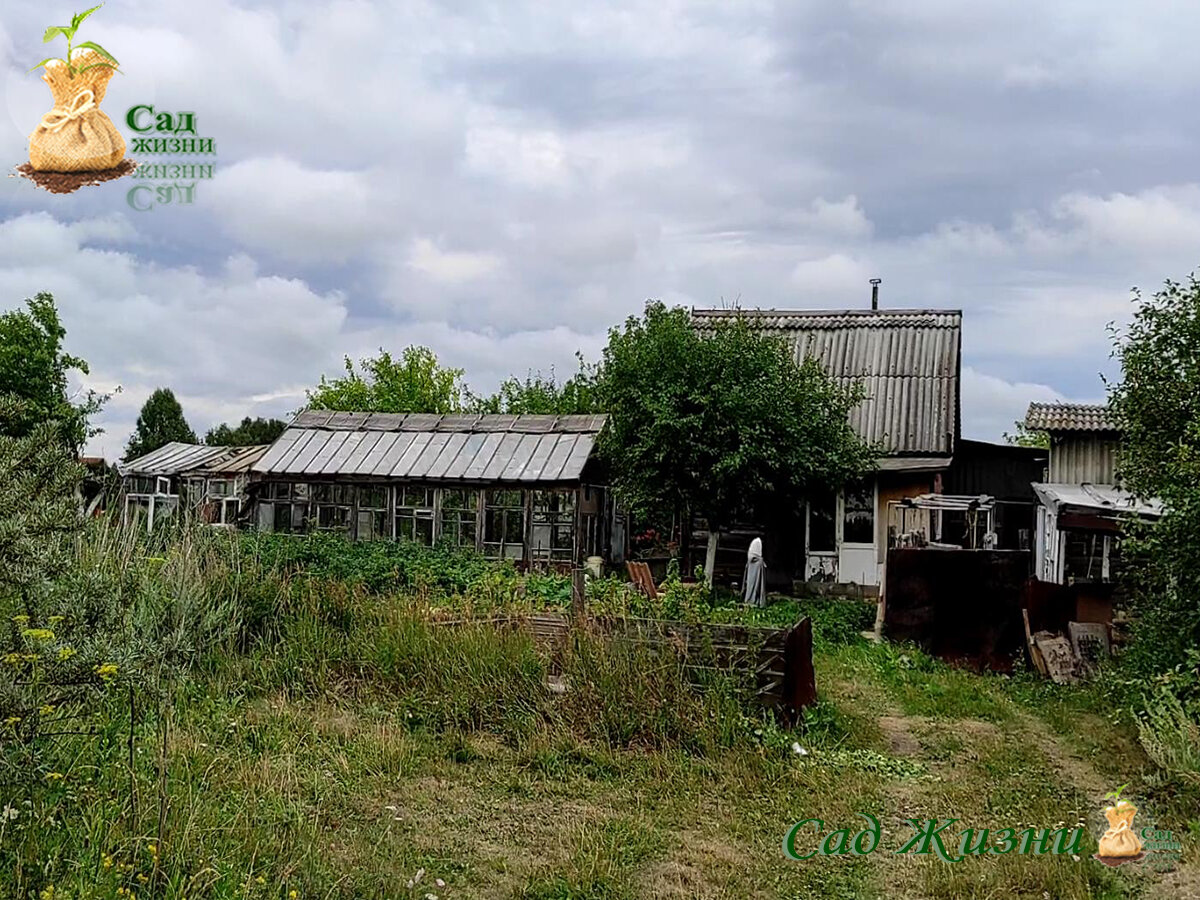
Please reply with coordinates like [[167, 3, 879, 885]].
[[406, 237, 505, 285]]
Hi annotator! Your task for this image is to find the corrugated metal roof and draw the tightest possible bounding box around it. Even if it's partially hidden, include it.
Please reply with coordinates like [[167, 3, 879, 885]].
[[692, 308, 961, 456], [253, 413, 606, 482], [1024, 402, 1116, 433], [1032, 482, 1161, 518], [118, 442, 231, 476], [196, 444, 271, 475]]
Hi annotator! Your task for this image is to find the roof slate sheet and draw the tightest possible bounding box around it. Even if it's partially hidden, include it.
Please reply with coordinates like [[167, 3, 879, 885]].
[[253, 413, 606, 483], [118, 442, 232, 477], [691, 308, 961, 456], [1024, 402, 1116, 433]]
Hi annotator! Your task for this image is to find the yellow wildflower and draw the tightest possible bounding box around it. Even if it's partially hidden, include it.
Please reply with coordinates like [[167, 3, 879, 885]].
[[11, 614, 28, 624], [95, 663, 119, 680], [47, 616, 64, 624], [147, 843, 157, 855], [22, 628, 54, 642], [137, 873, 148, 883], [39, 705, 54, 716], [4, 716, 20, 726], [57, 646, 75, 661], [102, 854, 114, 869], [39, 886, 54, 900], [289, 891, 298, 899], [45, 772, 64, 781], [4, 653, 20, 666]]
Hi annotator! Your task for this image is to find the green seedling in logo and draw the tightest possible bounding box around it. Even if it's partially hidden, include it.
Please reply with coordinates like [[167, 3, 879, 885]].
[[29, 5, 120, 77], [1104, 783, 1130, 804]]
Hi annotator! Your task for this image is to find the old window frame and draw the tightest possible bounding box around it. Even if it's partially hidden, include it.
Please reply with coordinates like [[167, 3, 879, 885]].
[[355, 484, 391, 541], [395, 485, 435, 545], [529, 489, 577, 562], [483, 488, 526, 560], [439, 487, 480, 549]]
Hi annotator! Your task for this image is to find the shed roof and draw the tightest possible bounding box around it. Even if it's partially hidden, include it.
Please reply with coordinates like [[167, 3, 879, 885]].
[[195, 444, 271, 475], [252, 413, 607, 483], [691, 307, 962, 457], [1032, 482, 1161, 519], [118, 442, 232, 477], [1024, 402, 1116, 433]]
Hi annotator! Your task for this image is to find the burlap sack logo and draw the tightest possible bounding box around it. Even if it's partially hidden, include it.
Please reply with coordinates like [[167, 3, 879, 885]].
[[15, 5, 135, 194], [1092, 785, 1145, 867]]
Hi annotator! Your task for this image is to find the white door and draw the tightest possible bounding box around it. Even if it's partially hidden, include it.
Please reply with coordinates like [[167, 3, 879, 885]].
[[805, 490, 838, 582], [838, 480, 878, 586]]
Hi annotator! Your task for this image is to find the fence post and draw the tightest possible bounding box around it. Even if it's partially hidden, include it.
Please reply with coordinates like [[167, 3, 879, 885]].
[[571, 568, 587, 621]]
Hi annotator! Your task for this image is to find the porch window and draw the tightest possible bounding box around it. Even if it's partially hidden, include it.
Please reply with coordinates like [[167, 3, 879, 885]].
[[842, 483, 874, 545], [356, 485, 390, 541], [484, 489, 526, 559], [530, 490, 576, 562], [439, 488, 479, 548], [809, 489, 836, 552], [396, 486, 435, 545]]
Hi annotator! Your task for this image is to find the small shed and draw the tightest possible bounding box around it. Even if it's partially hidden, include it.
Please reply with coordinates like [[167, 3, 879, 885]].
[[182, 444, 270, 526], [249, 411, 623, 569], [117, 442, 233, 530], [1031, 482, 1162, 584]]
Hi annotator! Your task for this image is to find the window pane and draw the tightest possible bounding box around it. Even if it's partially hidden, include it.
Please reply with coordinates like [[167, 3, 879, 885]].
[[274, 502, 292, 533], [843, 483, 874, 545], [809, 490, 836, 552]]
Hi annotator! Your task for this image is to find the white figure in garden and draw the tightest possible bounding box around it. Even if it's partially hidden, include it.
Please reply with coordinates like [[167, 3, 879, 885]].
[[743, 536, 766, 607]]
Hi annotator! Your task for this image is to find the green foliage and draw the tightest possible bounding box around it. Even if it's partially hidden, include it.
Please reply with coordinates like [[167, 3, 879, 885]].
[[1137, 686, 1200, 786], [1109, 275, 1200, 674], [31, 5, 119, 76], [597, 302, 875, 529], [1002, 419, 1050, 448], [306, 346, 465, 414], [204, 416, 287, 447], [0, 400, 84, 602], [125, 388, 197, 461], [471, 355, 603, 414], [0, 293, 106, 449]]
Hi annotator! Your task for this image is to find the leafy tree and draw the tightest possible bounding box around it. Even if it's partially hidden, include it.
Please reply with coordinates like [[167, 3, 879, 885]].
[[306, 347, 465, 413], [1109, 275, 1200, 674], [205, 416, 288, 447], [471, 356, 602, 414], [1003, 419, 1050, 449], [125, 388, 197, 461], [0, 398, 84, 606], [597, 302, 875, 581], [0, 292, 107, 449]]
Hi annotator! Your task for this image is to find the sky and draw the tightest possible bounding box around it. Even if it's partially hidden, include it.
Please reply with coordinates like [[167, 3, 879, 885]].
[[2, 1, 1198, 459]]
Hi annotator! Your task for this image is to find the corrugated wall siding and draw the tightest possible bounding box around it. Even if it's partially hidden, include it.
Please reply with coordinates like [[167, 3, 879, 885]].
[[1048, 435, 1119, 484]]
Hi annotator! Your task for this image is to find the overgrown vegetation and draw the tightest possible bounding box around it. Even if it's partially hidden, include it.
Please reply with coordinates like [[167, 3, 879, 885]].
[[1109, 274, 1200, 789]]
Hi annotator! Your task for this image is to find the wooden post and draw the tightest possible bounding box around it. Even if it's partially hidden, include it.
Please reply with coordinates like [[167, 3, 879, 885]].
[[571, 568, 587, 621]]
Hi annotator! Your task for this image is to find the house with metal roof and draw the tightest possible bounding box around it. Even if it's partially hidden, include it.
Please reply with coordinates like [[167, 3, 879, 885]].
[[1022, 401, 1146, 585], [249, 411, 622, 568], [690, 307, 962, 592]]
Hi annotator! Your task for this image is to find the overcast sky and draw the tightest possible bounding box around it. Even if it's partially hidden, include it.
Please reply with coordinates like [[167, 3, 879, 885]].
[[2, 1, 1198, 458]]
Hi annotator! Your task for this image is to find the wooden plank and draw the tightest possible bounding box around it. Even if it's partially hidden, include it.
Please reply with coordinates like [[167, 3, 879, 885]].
[[342, 430, 382, 474], [319, 429, 364, 474], [388, 432, 432, 477], [426, 432, 468, 480]]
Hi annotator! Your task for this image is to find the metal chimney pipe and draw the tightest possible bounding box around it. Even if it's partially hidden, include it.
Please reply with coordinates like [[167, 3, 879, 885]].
[[869, 278, 881, 310]]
